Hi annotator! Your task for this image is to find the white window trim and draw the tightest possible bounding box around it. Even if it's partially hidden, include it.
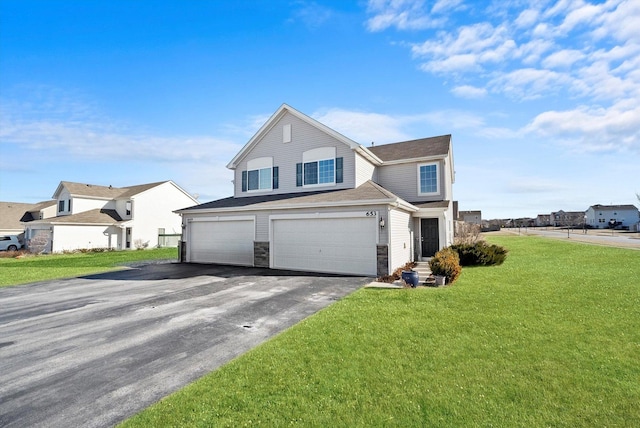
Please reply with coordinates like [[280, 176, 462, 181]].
[[417, 162, 441, 196]]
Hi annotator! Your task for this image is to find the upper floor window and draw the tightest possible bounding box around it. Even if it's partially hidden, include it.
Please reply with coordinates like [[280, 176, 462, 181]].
[[248, 168, 272, 190], [297, 147, 343, 187], [126, 201, 132, 216], [418, 162, 439, 195], [241, 157, 278, 192], [58, 200, 64, 212]]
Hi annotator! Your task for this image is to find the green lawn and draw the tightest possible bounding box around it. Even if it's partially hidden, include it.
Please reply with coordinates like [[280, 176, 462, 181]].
[[0, 247, 177, 287], [120, 236, 640, 427]]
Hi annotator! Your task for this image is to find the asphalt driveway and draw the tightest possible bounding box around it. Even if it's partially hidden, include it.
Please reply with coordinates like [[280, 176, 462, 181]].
[[0, 262, 368, 428]]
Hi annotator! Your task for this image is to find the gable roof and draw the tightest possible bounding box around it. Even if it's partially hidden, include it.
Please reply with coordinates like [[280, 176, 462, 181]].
[[53, 181, 177, 200], [589, 204, 638, 211], [227, 104, 382, 169], [178, 180, 417, 213], [368, 135, 451, 162]]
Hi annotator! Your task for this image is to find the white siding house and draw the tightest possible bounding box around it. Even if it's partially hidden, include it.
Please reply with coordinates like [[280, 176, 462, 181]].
[[585, 204, 639, 229], [177, 104, 455, 277], [23, 181, 197, 253]]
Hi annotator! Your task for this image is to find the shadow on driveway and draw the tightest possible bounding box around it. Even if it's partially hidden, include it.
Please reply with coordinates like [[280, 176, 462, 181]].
[[82, 262, 360, 281]]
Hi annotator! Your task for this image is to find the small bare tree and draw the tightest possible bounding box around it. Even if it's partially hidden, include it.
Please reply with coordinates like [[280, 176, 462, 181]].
[[454, 221, 481, 245]]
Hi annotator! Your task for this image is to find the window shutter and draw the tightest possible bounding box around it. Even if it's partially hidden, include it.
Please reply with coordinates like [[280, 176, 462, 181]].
[[336, 157, 343, 183], [241, 171, 247, 192], [273, 166, 279, 189], [296, 163, 302, 187]]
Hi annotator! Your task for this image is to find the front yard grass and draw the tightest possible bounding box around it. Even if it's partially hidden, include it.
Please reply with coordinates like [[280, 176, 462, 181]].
[[0, 247, 177, 287], [121, 236, 640, 427]]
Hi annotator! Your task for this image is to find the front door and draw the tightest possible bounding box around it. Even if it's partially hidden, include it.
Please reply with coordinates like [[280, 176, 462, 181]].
[[421, 218, 439, 257]]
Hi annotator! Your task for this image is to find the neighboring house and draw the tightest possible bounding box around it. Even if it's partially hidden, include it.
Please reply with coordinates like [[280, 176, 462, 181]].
[[20, 200, 58, 222], [0, 202, 38, 235], [550, 210, 585, 227], [534, 214, 551, 227], [458, 210, 482, 224], [23, 181, 197, 253], [585, 204, 639, 229], [177, 104, 455, 277]]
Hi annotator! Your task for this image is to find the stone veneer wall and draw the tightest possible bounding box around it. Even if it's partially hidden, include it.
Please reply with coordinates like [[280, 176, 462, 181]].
[[376, 245, 389, 277], [254, 241, 270, 268]]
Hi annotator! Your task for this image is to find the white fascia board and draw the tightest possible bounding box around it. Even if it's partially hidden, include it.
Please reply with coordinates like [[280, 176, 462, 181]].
[[52, 182, 65, 199], [49, 221, 119, 226], [381, 154, 446, 166], [187, 215, 255, 222], [354, 146, 383, 165], [179, 198, 418, 215]]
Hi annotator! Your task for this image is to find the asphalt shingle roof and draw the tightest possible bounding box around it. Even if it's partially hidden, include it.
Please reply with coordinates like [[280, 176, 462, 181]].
[[368, 135, 451, 162], [0, 202, 37, 230], [60, 181, 168, 199], [180, 181, 405, 212]]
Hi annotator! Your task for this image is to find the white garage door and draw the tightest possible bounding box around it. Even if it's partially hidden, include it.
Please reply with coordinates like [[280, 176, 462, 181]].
[[188, 218, 254, 265], [271, 216, 377, 276]]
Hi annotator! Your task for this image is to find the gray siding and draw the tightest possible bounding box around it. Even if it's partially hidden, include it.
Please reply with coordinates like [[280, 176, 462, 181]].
[[376, 160, 445, 203], [234, 111, 356, 197]]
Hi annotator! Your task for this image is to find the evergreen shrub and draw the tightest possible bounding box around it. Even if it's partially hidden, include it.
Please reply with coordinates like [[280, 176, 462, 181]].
[[451, 241, 508, 266]]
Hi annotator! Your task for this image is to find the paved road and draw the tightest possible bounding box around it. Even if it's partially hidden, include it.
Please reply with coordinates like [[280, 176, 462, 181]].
[[502, 228, 640, 249], [0, 263, 368, 428]]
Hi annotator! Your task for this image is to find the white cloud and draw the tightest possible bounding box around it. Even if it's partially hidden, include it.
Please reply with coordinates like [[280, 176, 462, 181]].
[[312, 107, 500, 145], [490, 68, 573, 99], [0, 90, 243, 166], [365, 0, 443, 32], [313, 108, 411, 144], [288, 1, 334, 29], [514, 8, 540, 29], [412, 23, 515, 73], [524, 100, 640, 153], [542, 49, 585, 69], [451, 85, 487, 99], [431, 0, 464, 14]]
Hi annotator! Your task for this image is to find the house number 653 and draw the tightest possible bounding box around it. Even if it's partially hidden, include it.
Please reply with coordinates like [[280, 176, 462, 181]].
[[365, 211, 376, 216]]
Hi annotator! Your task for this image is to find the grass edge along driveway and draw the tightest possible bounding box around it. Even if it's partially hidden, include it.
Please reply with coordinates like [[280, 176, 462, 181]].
[[0, 248, 178, 287], [121, 236, 640, 427]]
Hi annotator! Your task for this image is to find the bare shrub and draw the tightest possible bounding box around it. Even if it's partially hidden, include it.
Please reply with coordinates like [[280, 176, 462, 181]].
[[454, 222, 481, 245]]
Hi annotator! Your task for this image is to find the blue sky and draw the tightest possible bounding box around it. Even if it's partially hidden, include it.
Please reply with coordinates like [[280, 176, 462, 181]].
[[1, 0, 638, 219]]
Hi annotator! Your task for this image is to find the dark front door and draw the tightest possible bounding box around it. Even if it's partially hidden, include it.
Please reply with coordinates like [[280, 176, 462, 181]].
[[421, 218, 439, 257]]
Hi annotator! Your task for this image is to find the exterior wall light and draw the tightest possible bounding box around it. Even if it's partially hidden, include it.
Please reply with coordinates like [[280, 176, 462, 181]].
[[379, 219, 385, 229]]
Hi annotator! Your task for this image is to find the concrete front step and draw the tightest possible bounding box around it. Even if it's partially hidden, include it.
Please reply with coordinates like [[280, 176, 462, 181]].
[[413, 261, 432, 283]]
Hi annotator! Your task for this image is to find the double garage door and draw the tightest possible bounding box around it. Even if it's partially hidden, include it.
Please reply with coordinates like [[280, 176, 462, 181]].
[[271, 216, 377, 276], [186, 214, 378, 276]]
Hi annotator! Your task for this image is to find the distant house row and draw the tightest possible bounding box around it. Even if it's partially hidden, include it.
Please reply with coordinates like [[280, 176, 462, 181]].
[[526, 204, 640, 229], [0, 180, 197, 253]]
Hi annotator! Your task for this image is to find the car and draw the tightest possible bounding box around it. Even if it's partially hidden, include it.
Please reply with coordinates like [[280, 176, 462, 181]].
[[0, 235, 23, 251]]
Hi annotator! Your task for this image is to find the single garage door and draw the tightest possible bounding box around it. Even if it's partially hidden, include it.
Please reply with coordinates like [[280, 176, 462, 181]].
[[188, 218, 254, 265], [271, 215, 377, 276]]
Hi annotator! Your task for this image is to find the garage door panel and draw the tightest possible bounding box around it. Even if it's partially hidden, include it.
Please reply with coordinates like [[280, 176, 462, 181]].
[[272, 217, 376, 276], [189, 220, 254, 265]]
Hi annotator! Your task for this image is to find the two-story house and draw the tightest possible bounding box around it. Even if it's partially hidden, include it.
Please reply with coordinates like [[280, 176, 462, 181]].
[[585, 204, 639, 229], [177, 104, 455, 277], [24, 181, 198, 253]]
